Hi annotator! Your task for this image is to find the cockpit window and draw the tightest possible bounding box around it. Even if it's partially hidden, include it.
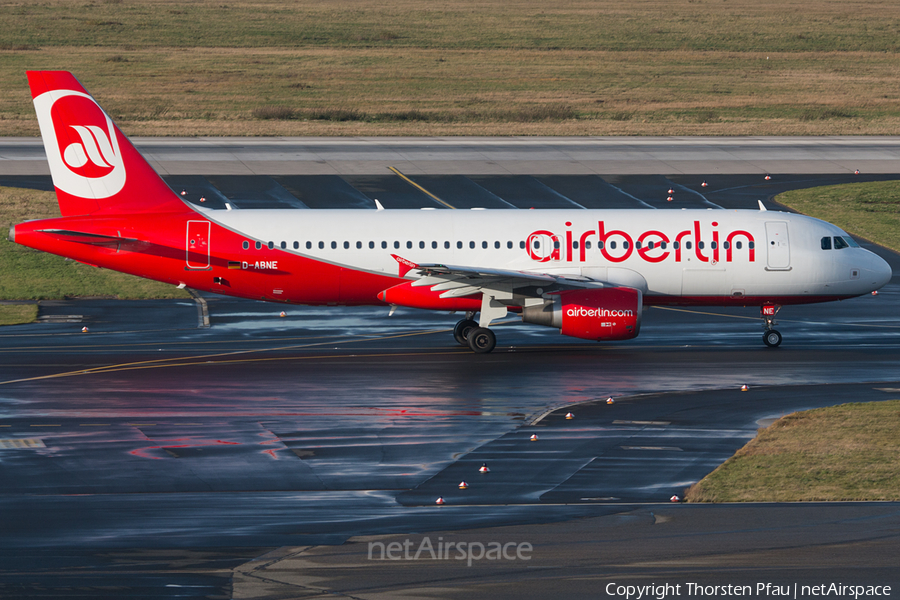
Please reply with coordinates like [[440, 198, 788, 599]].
[[845, 236, 860, 248], [821, 236, 832, 250], [833, 236, 849, 249]]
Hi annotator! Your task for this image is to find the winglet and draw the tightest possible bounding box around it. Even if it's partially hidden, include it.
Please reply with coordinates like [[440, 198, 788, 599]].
[[374, 199, 385, 211], [391, 254, 419, 277], [758, 200, 768, 211]]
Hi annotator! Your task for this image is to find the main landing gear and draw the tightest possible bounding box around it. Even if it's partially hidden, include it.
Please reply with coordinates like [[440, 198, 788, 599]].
[[761, 305, 782, 348], [454, 312, 497, 354]]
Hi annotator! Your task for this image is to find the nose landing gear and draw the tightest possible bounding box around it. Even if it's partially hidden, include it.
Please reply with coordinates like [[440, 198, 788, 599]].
[[761, 305, 782, 347]]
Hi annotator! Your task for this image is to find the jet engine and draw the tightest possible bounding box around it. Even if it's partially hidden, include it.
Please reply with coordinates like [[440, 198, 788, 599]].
[[521, 287, 642, 341]]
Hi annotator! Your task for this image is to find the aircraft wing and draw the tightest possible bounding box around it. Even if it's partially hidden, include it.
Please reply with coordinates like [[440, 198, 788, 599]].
[[410, 262, 604, 301]]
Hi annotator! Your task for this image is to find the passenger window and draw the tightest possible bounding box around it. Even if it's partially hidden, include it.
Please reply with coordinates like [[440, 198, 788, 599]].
[[394, 241, 400, 249], [723, 241, 730, 250], [255, 241, 262, 250], [686, 241, 693, 250], [432, 241, 438, 249], [585, 241, 592, 249], [482, 241, 488, 249], [635, 241, 641, 249], [533, 240, 540, 249], [573, 241, 579, 249], [748, 241, 755, 249], [331, 241, 337, 249], [407, 241, 413, 249], [356, 241, 362, 249], [280, 241, 287, 249], [519, 241, 526, 249], [833, 236, 849, 249], [495, 241, 501, 249], [382, 241, 387, 249], [293, 241, 299, 250], [698, 241, 704, 250], [470, 241, 476, 249], [306, 241, 312, 250], [673, 241, 679, 250], [736, 241, 742, 250], [458, 241, 463, 249], [445, 241, 450, 249], [369, 241, 374, 249], [318, 241, 324, 249], [623, 241, 629, 249], [598, 240, 604, 249], [711, 241, 717, 249], [646, 241, 653, 250], [268, 241, 274, 250], [610, 241, 617, 250], [507, 241, 513, 249], [553, 240, 560, 249], [242, 241, 249, 250], [419, 241, 425, 249], [660, 242, 666, 249]]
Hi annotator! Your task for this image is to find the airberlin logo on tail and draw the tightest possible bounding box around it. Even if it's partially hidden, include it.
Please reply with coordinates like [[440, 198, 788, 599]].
[[33, 90, 126, 199]]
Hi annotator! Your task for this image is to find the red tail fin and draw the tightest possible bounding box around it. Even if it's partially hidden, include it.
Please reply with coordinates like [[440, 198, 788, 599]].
[[27, 71, 186, 217]]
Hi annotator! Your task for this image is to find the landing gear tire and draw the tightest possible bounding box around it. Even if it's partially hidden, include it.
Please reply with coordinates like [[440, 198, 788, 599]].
[[453, 319, 479, 346], [763, 329, 782, 348], [468, 327, 496, 354]]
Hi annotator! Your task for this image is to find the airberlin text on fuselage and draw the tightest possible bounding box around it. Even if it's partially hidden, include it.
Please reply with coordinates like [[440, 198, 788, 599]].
[[527, 220, 756, 264]]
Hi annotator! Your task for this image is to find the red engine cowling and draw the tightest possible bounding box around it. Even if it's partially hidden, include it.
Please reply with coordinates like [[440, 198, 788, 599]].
[[521, 287, 642, 341]]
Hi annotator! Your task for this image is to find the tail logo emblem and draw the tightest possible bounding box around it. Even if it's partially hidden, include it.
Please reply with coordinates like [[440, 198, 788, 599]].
[[33, 90, 126, 199]]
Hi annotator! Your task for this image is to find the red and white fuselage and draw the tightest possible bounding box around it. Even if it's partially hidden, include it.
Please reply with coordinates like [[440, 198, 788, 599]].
[[10, 71, 893, 352]]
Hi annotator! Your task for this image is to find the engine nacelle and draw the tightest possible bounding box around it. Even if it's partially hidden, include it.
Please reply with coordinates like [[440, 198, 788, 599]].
[[522, 287, 642, 341]]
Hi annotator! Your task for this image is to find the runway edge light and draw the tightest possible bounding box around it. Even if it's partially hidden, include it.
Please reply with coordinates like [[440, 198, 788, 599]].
[[479, 463, 490, 473], [459, 481, 468, 490], [741, 384, 749, 392], [529, 434, 538, 441], [606, 397, 615, 405], [435, 496, 445, 505], [565, 412, 574, 420]]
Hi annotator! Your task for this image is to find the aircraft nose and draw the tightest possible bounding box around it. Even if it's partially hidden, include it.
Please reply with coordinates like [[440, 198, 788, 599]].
[[870, 253, 893, 290]]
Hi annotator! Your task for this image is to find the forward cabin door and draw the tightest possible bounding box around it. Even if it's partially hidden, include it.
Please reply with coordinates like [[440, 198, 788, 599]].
[[186, 220, 211, 269], [765, 221, 791, 270]]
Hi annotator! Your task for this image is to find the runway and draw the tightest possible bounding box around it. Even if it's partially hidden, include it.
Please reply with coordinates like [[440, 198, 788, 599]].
[[0, 141, 899, 598], [2, 136, 900, 176]]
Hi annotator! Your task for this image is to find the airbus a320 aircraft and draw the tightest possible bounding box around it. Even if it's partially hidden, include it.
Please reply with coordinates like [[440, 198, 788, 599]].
[[10, 72, 893, 353]]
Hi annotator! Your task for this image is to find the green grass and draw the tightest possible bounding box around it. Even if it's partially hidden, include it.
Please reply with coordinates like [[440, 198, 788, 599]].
[[686, 400, 900, 502], [0, 0, 899, 136], [775, 181, 900, 253], [0, 303, 37, 326]]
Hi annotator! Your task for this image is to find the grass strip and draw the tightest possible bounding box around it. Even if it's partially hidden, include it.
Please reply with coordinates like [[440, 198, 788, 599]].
[[1, 0, 899, 136], [775, 181, 900, 253], [686, 400, 900, 502], [0, 304, 37, 326]]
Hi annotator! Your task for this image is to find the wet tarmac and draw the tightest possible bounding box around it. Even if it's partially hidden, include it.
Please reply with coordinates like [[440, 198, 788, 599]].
[[1, 169, 899, 598]]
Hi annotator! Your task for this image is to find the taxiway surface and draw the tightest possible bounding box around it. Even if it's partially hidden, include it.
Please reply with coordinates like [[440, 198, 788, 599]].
[[1, 148, 899, 598]]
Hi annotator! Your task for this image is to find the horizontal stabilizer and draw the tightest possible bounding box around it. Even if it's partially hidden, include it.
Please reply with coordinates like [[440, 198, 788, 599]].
[[36, 228, 139, 245]]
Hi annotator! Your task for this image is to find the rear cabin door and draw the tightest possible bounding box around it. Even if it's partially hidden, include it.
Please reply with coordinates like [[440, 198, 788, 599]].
[[765, 221, 791, 270], [186, 220, 211, 269]]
